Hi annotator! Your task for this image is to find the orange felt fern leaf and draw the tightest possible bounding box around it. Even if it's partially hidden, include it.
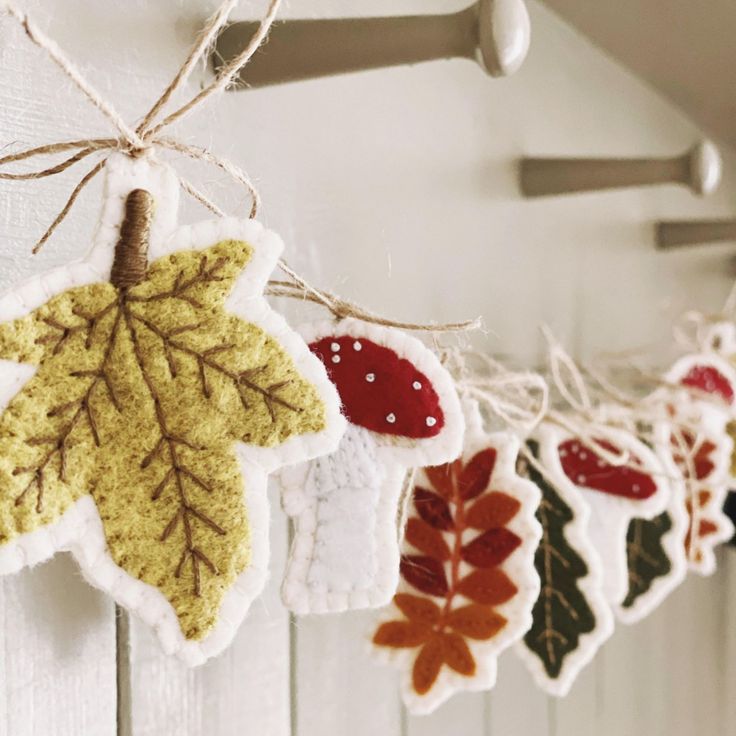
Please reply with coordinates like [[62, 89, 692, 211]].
[[371, 403, 541, 714]]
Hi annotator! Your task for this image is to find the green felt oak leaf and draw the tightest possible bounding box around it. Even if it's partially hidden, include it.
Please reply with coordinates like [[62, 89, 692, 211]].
[[622, 512, 673, 610], [0, 235, 326, 640], [522, 441, 596, 679]]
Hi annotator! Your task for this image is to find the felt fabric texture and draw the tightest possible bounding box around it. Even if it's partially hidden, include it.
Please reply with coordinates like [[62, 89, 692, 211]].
[[555, 427, 669, 606], [665, 353, 736, 575], [616, 417, 688, 625], [515, 422, 613, 698], [371, 399, 542, 715], [310, 335, 445, 438], [0, 153, 346, 665], [279, 319, 464, 615]]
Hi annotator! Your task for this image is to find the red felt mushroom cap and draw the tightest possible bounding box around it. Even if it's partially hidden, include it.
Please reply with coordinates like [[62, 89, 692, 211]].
[[309, 335, 445, 439], [558, 439, 658, 500], [679, 364, 735, 405]]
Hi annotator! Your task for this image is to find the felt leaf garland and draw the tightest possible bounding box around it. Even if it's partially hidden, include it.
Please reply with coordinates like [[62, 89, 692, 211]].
[[578, 407, 688, 624], [665, 354, 736, 575], [371, 400, 541, 714], [279, 319, 463, 614], [515, 424, 613, 697], [554, 428, 669, 605], [0, 155, 345, 665]]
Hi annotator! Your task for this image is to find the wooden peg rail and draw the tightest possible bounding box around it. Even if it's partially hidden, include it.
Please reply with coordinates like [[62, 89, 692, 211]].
[[656, 219, 736, 250], [213, 0, 531, 88], [519, 140, 722, 198]]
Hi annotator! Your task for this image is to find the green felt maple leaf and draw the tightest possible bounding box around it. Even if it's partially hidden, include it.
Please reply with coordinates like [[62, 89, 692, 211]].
[[0, 201, 326, 640]]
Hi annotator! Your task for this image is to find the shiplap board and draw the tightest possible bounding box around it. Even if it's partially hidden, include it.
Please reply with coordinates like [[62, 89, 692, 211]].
[[488, 655, 551, 736], [0, 556, 117, 736], [292, 610, 403, 736], [0, 1, 735, 735]]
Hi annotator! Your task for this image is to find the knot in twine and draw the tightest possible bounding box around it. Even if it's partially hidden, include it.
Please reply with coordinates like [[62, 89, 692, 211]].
[[2, 0, 276, 238], [442, 348, 549, 435], [1, 0, 480, 336]]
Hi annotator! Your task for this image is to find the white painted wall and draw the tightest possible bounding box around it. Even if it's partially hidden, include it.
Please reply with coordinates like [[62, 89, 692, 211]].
[[0, 1, 735, 735]]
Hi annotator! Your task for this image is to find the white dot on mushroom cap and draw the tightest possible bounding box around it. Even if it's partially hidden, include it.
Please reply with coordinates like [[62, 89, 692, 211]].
[[365, 373, 375, 382], [331, 355, 341, 364], [426, 417, 436, 427], [330, 342, 340, 352], [353, 341, 362, 351], [412, 381, 422, 390], [577, 475, 586, 483], [579, 451, 587, 460], [386, 413, 396, 424]]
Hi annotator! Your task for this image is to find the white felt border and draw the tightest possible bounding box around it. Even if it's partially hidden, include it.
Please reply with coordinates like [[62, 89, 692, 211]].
[[515, 421, 614, 698], [277, 318, 465, 615], [0, 154, 346, 665], [371, 399, 542, 715]]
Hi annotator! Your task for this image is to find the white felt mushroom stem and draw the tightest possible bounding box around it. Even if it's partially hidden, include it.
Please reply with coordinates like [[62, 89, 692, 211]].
[[281, 423, 406, 614], [580, 496, 635, 604]]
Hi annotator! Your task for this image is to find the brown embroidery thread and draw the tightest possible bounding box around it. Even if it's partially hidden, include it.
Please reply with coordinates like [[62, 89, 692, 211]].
[[14, 299, 121, 512], [110, 188, 154, 289]]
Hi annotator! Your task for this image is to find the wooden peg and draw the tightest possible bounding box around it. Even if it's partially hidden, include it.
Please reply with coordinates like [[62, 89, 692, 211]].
[[519, 141, 722, 198], [656, 219, 736, 250], [213, 0, 531, 88]]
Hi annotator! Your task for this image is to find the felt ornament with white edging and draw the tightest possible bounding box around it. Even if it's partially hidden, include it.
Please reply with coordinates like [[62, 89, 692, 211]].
[[370, 399, 541, 715], [701, 321, 736, 548], [551, 425, 669, 607], [515, 424, 614, 698], [665, 354, 736, 574], [279, 319, 463, 614], [616, 419, 688, 625], [0, 154, 345, 665]]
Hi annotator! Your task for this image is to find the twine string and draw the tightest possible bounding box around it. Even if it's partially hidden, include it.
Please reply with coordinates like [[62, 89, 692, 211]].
[[542, 325, 592, 413], [4, 1, 145, 149], [540, 327, 631, 466], [581, 358, 716, 484], [143, 0, 283, 138], [0, 0, 480, 334], [136, 0, 240, 137], [442, 348, 549, 434], [0, 0, 275, 217]]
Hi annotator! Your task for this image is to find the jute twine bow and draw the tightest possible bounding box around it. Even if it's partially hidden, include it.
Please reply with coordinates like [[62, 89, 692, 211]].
[[0, 0, 480, 335]]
